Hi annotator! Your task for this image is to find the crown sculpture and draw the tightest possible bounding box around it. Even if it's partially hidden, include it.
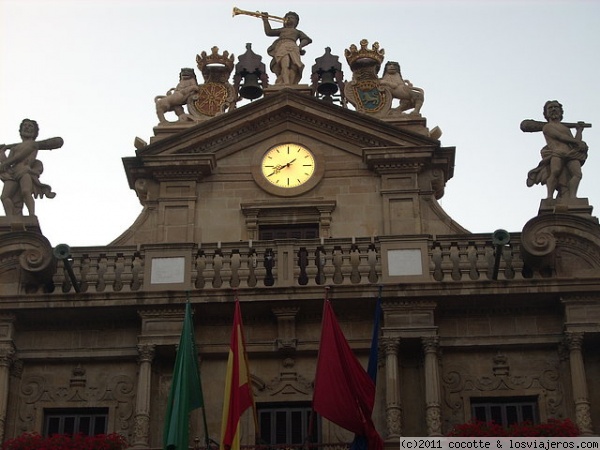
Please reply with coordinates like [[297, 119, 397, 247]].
[[344, 39, 385, 72]]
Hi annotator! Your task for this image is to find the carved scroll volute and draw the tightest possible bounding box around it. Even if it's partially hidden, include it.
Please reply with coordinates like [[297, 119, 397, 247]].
[[0, 231, 55, 293], [520, 217, 557, 271], [521, 213, 600, 276]]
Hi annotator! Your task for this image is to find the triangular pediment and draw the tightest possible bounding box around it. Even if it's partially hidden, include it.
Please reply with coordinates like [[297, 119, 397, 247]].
[[123, 88, 453, 192], [117, 87, 462, 246], [134, 88, 440, 160]]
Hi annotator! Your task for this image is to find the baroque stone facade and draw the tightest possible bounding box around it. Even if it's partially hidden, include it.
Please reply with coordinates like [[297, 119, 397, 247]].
[[1, 24, 599, 450]]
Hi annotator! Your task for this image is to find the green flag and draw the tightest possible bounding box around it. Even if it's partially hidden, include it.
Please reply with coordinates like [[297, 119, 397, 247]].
[[163, 301, 205, 450]]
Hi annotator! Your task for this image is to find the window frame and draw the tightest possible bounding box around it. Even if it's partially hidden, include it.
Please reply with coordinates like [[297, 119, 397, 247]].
[[259, 224, 320, 240], [257, 402, 320, 445], [43, 407, 109, 437], [470, 396, 539, 427]]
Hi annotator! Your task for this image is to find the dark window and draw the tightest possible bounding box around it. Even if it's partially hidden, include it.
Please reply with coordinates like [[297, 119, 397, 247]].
[[471, 397, 538, 426], [258, 403, 319, 445], [44, 408, 108, 437], [259, 224, 319, 240]]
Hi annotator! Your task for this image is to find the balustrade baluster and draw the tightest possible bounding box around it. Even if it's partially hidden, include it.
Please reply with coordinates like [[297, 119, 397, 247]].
[[467, 242, 479, 280], [247, 250, 258, 287], [485, 244, 495, 280], [332, 246, 343, 284], [219, 250, 232, 288], [229, 250, 241, 288], [367, 244, 379, 283], [97, 254, 108, 292], [79, 255, 90, 292], [263, 248, 275, 287], [450, 243, 461, 281], [131, 252, 142, 291], [298, 247, 309, 286], [431, 243, 443, 281], [195, 252, 206, 289], [212, 251, 223, 288], [350, 245, 361, 284], [303, 244, 319, 286], [113, 253, 124, 292], [103, 253, 117, 292]]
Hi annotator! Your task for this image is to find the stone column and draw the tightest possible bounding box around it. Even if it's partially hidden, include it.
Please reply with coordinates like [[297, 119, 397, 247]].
[[0, 342, 15, 444], [565, 332, 593, 435], [132, 344, 155, 448], [382, 337, 402, 439], [422, 336, 442, 436]]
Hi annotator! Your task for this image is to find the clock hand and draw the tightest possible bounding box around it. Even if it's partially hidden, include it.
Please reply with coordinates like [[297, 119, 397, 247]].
[[266, 164, 286, 177]]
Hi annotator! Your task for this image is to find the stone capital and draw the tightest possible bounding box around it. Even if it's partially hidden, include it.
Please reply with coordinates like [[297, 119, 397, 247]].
[[381, 336, 400, 356], [137, 344, 156, 363], [565, 331, 584, 351]]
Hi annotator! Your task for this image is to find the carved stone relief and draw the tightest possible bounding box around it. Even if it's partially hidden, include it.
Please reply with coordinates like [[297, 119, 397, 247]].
[[17, 365, 135, 437], [442, 353, 564, 430], [253, 359, 312, 400]]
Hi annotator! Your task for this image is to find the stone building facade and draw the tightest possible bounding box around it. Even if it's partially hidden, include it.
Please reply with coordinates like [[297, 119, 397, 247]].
[[0, 35, 599, 450]]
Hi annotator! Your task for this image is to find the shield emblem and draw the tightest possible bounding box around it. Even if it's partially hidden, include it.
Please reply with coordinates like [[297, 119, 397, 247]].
[[191, 82, 229, 117], [353, 80, 387, 112]]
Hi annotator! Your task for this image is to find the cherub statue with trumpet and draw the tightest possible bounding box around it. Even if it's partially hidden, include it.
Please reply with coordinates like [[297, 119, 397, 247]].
[[233, 7, 312, 85]]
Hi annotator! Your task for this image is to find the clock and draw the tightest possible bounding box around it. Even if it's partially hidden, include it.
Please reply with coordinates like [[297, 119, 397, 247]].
[[261, 143, 316, 188]]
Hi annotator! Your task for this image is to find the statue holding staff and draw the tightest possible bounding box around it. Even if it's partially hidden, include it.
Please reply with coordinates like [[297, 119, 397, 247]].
[[523, 101, 591, 200], [0, 119, 63, 218]]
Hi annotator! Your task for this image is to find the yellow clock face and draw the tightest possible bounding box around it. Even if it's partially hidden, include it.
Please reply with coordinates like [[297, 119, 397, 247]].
[[261, 144, 316, 188]]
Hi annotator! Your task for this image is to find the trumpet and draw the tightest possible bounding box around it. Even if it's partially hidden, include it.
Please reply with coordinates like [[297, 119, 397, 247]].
[[232, 6, 285, 23]]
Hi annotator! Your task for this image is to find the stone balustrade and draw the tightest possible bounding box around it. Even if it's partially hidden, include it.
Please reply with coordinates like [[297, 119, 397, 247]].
[[51, 235, 526, 294]]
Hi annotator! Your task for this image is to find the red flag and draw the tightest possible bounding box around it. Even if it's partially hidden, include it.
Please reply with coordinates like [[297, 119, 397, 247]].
[[313, 299, 384, 450], [220, 300, 256, 450]]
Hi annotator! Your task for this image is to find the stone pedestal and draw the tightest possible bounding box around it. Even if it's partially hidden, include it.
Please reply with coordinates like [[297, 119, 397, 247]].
[[538, 198, 597, 222], [263, 84, 313, 97], [0, 216, 42, 235]]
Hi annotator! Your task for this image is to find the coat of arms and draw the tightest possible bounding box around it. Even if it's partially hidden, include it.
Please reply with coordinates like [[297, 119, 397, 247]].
[[343, 39, 424, 118]]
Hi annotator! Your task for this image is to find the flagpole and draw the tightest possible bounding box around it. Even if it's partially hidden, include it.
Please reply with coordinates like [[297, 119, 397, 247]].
[[233, 289, 261, 444], [185, 291, 211, 450], [305, 287, 330, 446], [201, 383, 210, 450]]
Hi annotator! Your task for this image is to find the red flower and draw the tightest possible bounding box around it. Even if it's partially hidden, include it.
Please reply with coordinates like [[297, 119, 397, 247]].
[[447, 419, 580, 437], [2, 433, 128, 450]]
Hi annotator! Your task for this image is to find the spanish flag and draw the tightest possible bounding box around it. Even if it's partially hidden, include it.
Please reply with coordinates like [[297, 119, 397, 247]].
[[220, 299, 256, 450]]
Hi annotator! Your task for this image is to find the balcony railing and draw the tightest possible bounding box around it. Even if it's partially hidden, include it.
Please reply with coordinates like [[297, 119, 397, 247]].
[[50, 235, 526, 294]]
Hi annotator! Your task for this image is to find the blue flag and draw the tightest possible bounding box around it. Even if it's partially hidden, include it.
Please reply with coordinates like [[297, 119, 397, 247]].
[[350, 290, 382, 450]]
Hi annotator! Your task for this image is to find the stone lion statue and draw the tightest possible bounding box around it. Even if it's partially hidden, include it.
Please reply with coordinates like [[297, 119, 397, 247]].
[[380, 61, 424, 115], [155, 68, 199, 123]]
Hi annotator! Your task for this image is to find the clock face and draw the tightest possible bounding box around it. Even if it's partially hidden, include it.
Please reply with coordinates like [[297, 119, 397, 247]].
[[261, 144, 316, 188]]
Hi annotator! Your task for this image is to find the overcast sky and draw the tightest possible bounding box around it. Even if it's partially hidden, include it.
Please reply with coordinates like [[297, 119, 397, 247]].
[[1, 0, 599, 247]]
